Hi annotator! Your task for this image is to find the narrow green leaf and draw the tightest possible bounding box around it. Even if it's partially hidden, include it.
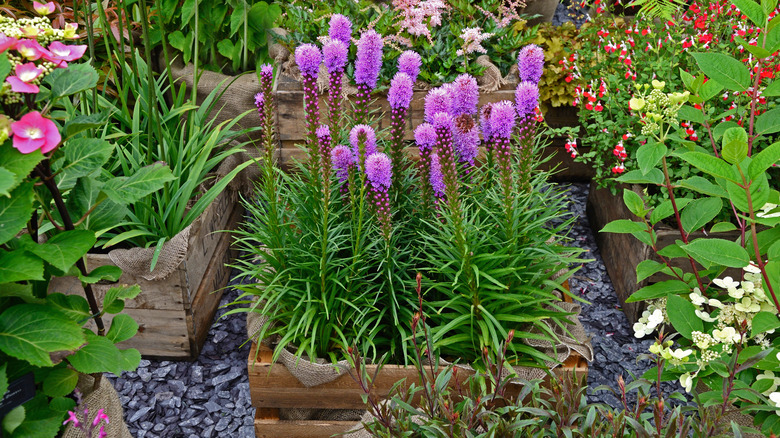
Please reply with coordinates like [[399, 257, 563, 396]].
[[710, 222, 738, 233], [678, 176, 729, 198], [600, 219, 647, 234], [677, 152, 738, 182], [79, 265, 122, 284]]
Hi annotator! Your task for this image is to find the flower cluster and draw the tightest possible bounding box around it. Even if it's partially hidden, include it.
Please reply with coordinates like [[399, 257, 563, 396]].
[[456, 27, 494, 57], [393, 0, 447, 43], [632, 300, 667, 338], [62, 390, 110, 438]]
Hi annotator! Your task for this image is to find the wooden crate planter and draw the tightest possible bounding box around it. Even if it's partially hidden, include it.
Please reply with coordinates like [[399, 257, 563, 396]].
[[273, 75, 591, 181], [586, 182, 742, 324], [49, 188, 243, 360], [248, 285, 588, 438]]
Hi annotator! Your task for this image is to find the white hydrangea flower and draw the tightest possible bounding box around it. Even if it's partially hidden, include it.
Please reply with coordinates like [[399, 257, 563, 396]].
[[647, 308, 664, 327], [690, 289, 707, 305], [728, 288, 745, 299], [757, 202, 780, 218], [713, 327, 741, 344], [777, 351, 780, 361], [770, 392, 780, 414], [708, 298, 724, 309], [713, 276, 740, 290], [744, 263, 762, 274], [735, 297, 761, 313], [680, 372, 693, 393], [756, 371, 780, 395], [670, 348, 693, 360], [695, 309, 717, 322], [741, 281, 755, 293], [691, 331, 713, 349], [633, 322, 648, 338]]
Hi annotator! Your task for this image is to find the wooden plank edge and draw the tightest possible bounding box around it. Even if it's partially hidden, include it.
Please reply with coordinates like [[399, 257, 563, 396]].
[[254, 415, 358, 438]]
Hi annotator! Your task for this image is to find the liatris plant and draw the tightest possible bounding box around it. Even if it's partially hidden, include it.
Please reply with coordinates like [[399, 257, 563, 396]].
[[295, 43, 323, 169], [431, 112, 460, 213], [514, 80, 541, 192], [415, 122, 437, 211], [397, 50, 422, 83], [489, 100, 516, 222], [257, 64, 275, 163], [387, 71, 414, 186], [365, 152, 393, 240], [353, 30, 383, 124], [328, 13, 352, 45], [323, 39, 349, 135]]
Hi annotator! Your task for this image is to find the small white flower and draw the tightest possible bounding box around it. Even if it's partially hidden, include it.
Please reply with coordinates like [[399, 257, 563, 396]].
[[741, 281, 755, 293], [695, 309, 717, 322], [756, 371, 780, 395], [735, 297, 761, 313], [728, 288, 744, 299], [713, 276, 740, 290], [777, 351, 780, 361], [713, 327, 741, 344], [680, 372, 693, 393], [633, 322, 649, 338], [692, 331, 713, 349], [670, 348, 693, 360], [770, 392, 780, 414], [690, 289, 707, 305], [757, 202, 780, 218], [708, 298, 724, 309], [744, 263, 762, 274], [648, 308, 664, 327]]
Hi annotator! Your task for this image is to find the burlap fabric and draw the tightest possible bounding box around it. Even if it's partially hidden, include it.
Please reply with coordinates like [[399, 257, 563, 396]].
[[108, 155, 243, 280], [62, 374, 133, 438]]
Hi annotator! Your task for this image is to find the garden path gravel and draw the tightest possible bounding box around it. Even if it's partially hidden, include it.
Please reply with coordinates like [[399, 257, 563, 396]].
[[110, 182, 667, 436]]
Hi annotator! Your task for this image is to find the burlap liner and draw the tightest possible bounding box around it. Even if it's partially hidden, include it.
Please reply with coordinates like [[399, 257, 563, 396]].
[[245, 266, 593, 423], [108, 155, 242, 280], [62, 374, 133, 438]]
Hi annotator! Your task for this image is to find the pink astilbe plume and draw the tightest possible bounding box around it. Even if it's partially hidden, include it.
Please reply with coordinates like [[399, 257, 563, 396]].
[[393, 0, 447, 43]]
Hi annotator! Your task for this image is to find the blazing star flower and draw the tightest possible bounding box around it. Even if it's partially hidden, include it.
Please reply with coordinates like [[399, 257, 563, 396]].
[[260, 64, 273, 82], [480, 103, 493, 140], [295, 44, 322, 77], [424, 86, 452, 123], [33, 1, 55, 15], [329, 14, 352, 45], [323, 39, 348, 74], [45, 41, 87, 64], [414, 122, 437, 152], [15, 39, 48, 61], [432, 111, 455, 134], [450, 74, 479, 116], [254, 92, 264, 112], [331, 145, 354, 183], [355, 30, 383, 89], [398, 50, 422, 83], [515, 81, 539, 117], [11, 111, 60, 154], [489, 101, 516, 139], [429, 152, 445, 198], [388, 72, 414, 110], [349, 124, 378, 159], [365, 152, 392, 190], [517, 44, 544, 84], [453, 114, 480, 164]]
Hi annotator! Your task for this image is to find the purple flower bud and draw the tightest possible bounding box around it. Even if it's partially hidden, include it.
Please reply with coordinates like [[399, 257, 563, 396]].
[[329, 14, 352, 45], [365, 152, 392, 190], [430, 153, 445, 198], [323, 39, 348, 74], [480, 103, 493, 141], [388, 72, 414, 110], [331, 145, 354, 183], [254, 92, 264, 111], [398, 51, 422, 83], [261, 64, 274, 79], [451, 74, 479, 116], [517, 44, 544, 84], [355, 30, 383, 89], [414, 123, 437, 152], [349, 124, 378, 159], [432, 111, 455, 133], [295, 43, 322, 77], [424, 86, 452, 123], [515, 81, 540, 117], [489, 101, 516, 139]]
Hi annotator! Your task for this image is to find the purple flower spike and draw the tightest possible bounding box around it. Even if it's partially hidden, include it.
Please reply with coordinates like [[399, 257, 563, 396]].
[[432, 111, 455, 133], [398, 51, 422, 83], [451, 74, 479, 116], [261, 64, 274, 79], [489, 101, 516, 139], [329, 14, 352, 45], [316, 124, 330, 140], [515, 81, 539, 117], [355, 30, 383, 89], [349, 124, 378, 159], [454, 114, 480, 164], [414, 123, 437, 152], [388, 72, 414, 110], [480, 103, 494, 141], [254, 92, 264, 111], [295, 44, 322, 77], [323, 39, 348, 74], [424, 86, 452, 123], [518, 44, 544, 84], [365, 152, 392, 190], [429, 153, 445, 198], [331, 145, 354, 183]]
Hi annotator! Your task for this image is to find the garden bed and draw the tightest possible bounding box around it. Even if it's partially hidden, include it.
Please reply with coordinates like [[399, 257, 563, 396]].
[[49, 187, 243, 360]]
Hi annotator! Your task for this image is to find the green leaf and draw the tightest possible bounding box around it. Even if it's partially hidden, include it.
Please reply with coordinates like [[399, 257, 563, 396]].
[[0, 167, 15, 197], [623, 188, 646, 217], [710, 222, 738, 233], [46, 293, 90, 321], [0, 249, 44, 283], [722, 127, 748, 164], [600, 219, 647, 234], [677, 152, 738, 182], [732, 0, 767, 27], [181, 0, 197, 25], [650, 197, 693, 225], [0, 304, 84, 367], [748, 141, 780, 179], [0, 182, 35, 246], [678, 105, 705, 124], [762, 79, 780, 96], [79, 265, 122, 284], [627, 280, 691, 302], [727, 172, 769, 213], [101, 163, 174, 204], [680, 197, 723, 235], [768, 240, 780, 259], [67, 332, 122, 375], [755, 106, 780, 136], [680, 68, 696, 91], [616, 169, 665, 185], [102, 285, 141, 315], [106, 314, 138, 343], [700, 79, 724, 101], [0, 363, 6, 398], [751, 312, 780, 337], [118, 348, 141, 372], [10, 394, 71, 438], [42, 367, 78, 398], [20, 230, 95, 273], [691, 52, 751, 92], [678, 176, 729, 198], [682, 238, 750, 268], [763, 0, 778, 17], [636, 259, 666, 282], [666, 294, 703, 340], [63, 112, 108, 139], [45, 63, 99, 99], [657, 241, 689, 258], [217, 39, 235, 59], [736, 35, 772, 58], [637, 142, 667, 176], [61, 138, 115, 180], [0, 53, 11, 83], [3, 406, 24, 435]]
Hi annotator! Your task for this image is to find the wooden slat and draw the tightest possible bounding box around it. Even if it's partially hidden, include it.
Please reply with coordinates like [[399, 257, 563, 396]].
[[254, 418, 358, 438]]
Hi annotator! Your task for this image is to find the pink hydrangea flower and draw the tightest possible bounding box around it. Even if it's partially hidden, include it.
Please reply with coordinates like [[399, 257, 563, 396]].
[[15, 39, 49, 60], [45, 41, 88, 66], [33, 1, 55, 15], [11, 111, 61, 154], [6, 63, 43, 93], [0, 33, 17, 53]]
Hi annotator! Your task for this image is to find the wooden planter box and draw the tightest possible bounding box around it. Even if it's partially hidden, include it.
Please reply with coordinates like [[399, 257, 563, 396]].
[[49, 188, 243, 360], [248, 286, 588, 438], [586, 182, 742, 324], [273, 75, 591, 181]]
